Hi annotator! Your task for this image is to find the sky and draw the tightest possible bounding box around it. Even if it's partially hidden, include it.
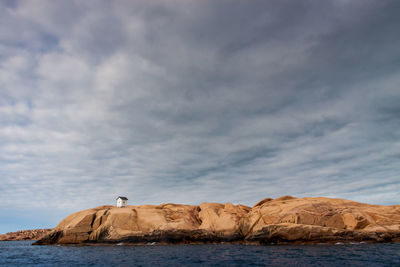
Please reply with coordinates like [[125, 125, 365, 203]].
[[1, 0, 400, 233]]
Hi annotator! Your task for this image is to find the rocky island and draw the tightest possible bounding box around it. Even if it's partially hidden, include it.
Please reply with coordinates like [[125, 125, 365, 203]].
[[34, 196, 400, 245]]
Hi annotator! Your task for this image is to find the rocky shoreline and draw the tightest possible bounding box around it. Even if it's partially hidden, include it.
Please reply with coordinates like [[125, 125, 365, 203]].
[[0, 229, 53, 241], [33, 196, 400, 245]]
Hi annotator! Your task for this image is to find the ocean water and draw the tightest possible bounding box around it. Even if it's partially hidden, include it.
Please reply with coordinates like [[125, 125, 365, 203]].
[[1, 241, 399, 266]]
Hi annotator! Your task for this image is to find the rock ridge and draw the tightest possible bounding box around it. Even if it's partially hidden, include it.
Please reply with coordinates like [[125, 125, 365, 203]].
[[34, 196, 400, 245]]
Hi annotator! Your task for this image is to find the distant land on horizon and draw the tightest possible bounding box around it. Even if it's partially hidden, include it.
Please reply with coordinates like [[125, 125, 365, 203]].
[[0, 229, 52, 241]]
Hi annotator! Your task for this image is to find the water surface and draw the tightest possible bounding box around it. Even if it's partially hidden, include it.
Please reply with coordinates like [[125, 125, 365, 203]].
[[1, 241, 399, 266]]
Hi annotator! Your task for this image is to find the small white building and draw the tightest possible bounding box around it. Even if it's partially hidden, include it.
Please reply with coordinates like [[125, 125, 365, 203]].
[[116, 196, 128, 208]]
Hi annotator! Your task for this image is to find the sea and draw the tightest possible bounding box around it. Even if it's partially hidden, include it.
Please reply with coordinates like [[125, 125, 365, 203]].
[[1, 241, 399, 266]]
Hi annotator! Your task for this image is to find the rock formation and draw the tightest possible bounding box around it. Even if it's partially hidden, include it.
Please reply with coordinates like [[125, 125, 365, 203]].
[[0, 229, 53, 241], [34, 196, 400, 245]]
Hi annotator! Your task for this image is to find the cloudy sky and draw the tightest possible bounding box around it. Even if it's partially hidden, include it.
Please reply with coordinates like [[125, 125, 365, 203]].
[[1, 0, 400, 233]]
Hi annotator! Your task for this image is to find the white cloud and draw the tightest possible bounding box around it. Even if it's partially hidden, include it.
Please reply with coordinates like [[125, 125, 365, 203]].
[[0, 0, 400, 232]]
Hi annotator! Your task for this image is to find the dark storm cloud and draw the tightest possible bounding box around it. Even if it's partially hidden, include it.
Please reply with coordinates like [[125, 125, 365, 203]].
[[0, 0, 400, 232]]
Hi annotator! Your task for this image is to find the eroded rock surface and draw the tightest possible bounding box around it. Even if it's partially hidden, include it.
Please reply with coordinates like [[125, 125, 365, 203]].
[[34, 197, 400, 245]]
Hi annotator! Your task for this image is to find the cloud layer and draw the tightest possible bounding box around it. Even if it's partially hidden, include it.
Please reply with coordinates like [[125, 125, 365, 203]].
[[1, 0, 400, 231]]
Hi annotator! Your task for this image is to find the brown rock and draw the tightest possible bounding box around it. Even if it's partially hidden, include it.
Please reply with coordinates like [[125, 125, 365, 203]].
[[34, 196, 400, 245], [198, 203, 250, 239], [0, 229, 53, 241], [253, 198, 273, 207]]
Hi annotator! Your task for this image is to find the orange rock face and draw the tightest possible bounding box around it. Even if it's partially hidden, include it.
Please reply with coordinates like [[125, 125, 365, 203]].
[[34, 197, 400, 245]]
